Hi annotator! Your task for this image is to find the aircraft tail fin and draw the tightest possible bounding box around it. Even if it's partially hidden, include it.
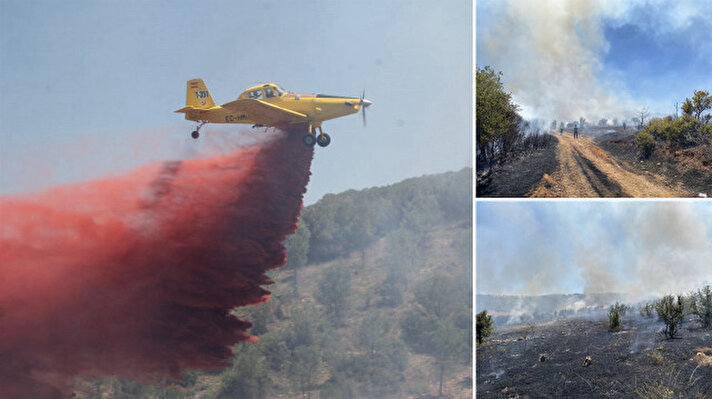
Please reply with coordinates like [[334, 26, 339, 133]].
[[184, 78, 215, 108]]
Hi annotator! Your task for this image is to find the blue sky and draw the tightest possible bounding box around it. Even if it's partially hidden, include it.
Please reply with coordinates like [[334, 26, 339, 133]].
[[0, 0, 472, 204], [476, 201, 712, 299], [476, 0, 712, 123]]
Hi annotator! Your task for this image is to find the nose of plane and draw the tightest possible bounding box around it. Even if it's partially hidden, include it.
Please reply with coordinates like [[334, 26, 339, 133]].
[[362, 99, 372, 108]]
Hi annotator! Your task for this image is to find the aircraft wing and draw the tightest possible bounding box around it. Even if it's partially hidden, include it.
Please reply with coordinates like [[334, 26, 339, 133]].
[[221, 99, 307, 124]]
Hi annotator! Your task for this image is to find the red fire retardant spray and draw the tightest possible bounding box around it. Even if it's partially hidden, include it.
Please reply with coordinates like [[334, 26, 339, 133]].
[[0, 132, 313, 398]]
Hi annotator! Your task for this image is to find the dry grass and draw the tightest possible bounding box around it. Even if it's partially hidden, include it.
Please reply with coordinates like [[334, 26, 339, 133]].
[[645, 349, 666, 366], [692, 348, 712, 367]]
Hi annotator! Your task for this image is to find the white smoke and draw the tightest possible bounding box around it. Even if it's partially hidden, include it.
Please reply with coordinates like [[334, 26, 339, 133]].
[[477, 0, 712, 123], [623, 203, 712, 301], [476, 202, 712, 303]]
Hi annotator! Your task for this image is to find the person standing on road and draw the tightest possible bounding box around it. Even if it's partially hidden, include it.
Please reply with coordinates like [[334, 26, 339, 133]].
[[574, 126, 579, 139]]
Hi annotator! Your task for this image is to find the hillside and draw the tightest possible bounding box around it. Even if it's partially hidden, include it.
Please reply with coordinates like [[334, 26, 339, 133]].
[[477, 293, 627, 327], [76, 168, 473, 399]]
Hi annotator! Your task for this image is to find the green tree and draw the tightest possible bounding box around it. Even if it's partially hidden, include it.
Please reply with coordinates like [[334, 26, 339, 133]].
[[357, 310, 390, 359], [608, 302, 629, 331], [401, 192, 443, 243], [284, 221, 311, 295], [682, 90, 712, 123], [317, 264, 352, 324], [432, 322, 469, 396], [286, 345, 325, 399], [690, 285, 712, 329], [386, 227, 421, 274], [476, 310, 494, 344], [399, 307, 439, 353], [413, 275, 458, 318], [343, 210, 374, 266], [655, 295, 685, 339], [476, 66, 521, 168], [247, 299, 275, 335], [285, 302, 327, 350], [639, 302, 655, 318], [257, 331, 291, 372], [321, 339, 407, 399], [376, 271, 405, 307], [216, 343, 270, 399], [635, 130, 655, 158], [399, 272, 470, 397]]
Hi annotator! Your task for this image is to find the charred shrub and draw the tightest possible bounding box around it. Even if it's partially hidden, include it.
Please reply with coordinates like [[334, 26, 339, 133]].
[[690, 285, 712, 329], [655, 295, 685, 339], [476, 310, 494, 345], [608, 302, 629, 331]]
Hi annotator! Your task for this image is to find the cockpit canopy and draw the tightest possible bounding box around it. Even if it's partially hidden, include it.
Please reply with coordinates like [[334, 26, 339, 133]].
[[239, 83, 285, 100]]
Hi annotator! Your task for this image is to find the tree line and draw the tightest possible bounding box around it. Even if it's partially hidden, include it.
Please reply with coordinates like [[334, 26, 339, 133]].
[[291, 167, 472, 265]]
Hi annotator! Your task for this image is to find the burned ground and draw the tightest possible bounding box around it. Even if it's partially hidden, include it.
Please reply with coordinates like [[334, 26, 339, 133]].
[[478, 128, 695, 198], [476, 136, 559, 197], [477, 317, 712, 398], [596, 129, 712, 196]]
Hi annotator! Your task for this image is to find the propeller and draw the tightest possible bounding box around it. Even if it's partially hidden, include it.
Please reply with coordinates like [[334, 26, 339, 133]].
[[359, 89, 371, 127]]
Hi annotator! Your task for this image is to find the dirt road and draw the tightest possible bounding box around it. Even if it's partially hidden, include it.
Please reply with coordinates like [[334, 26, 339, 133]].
[[528, 132, 690, 197]]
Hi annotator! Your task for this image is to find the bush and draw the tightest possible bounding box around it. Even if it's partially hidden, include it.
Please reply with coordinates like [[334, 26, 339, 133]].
[[476, 310, 494, 345], [635, 130, 656, 158], [655, 295, 685, 339], [399, 308, 439, 353], [702, 123, 712, 138], [639, 302, 655, 318], [641, 114, 705, 149], [690, 285, 712, 329], [316, 264, 352, 324], [608, 302, 629, 331]]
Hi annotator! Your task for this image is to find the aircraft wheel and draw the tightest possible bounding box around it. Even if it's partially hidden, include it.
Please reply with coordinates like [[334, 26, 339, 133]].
[[317, 133, 331, 147], [191, 130, 200, 139], [302, 134, 316, 147]]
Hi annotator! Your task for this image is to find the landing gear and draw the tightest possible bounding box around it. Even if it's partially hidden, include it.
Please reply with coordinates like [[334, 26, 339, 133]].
[[317, 133, 331, 147], [190, 121, 207, 140], [303, 134, 316, 147], [304, 126, 330, 148]]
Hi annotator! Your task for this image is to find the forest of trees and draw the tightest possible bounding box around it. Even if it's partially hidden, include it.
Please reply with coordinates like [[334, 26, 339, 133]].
[[299, 168, 472, 263], [79, 168, 473, 399]]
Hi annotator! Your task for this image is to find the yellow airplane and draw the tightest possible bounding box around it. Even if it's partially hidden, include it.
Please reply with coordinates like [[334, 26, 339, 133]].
[[175, 79, 372, 147]]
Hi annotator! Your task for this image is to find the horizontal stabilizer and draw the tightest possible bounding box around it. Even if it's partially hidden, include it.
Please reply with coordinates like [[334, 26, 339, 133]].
[[174, 105, 211, 113]]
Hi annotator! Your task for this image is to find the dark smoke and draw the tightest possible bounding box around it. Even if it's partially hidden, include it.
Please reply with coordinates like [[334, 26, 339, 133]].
[[0, 131, 313, 398]]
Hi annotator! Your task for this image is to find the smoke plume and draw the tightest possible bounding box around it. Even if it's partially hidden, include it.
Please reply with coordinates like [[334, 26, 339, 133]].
[[477, 202, 712, 301], [0, 131, 313, 398], [478, 0, 634, 122]]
